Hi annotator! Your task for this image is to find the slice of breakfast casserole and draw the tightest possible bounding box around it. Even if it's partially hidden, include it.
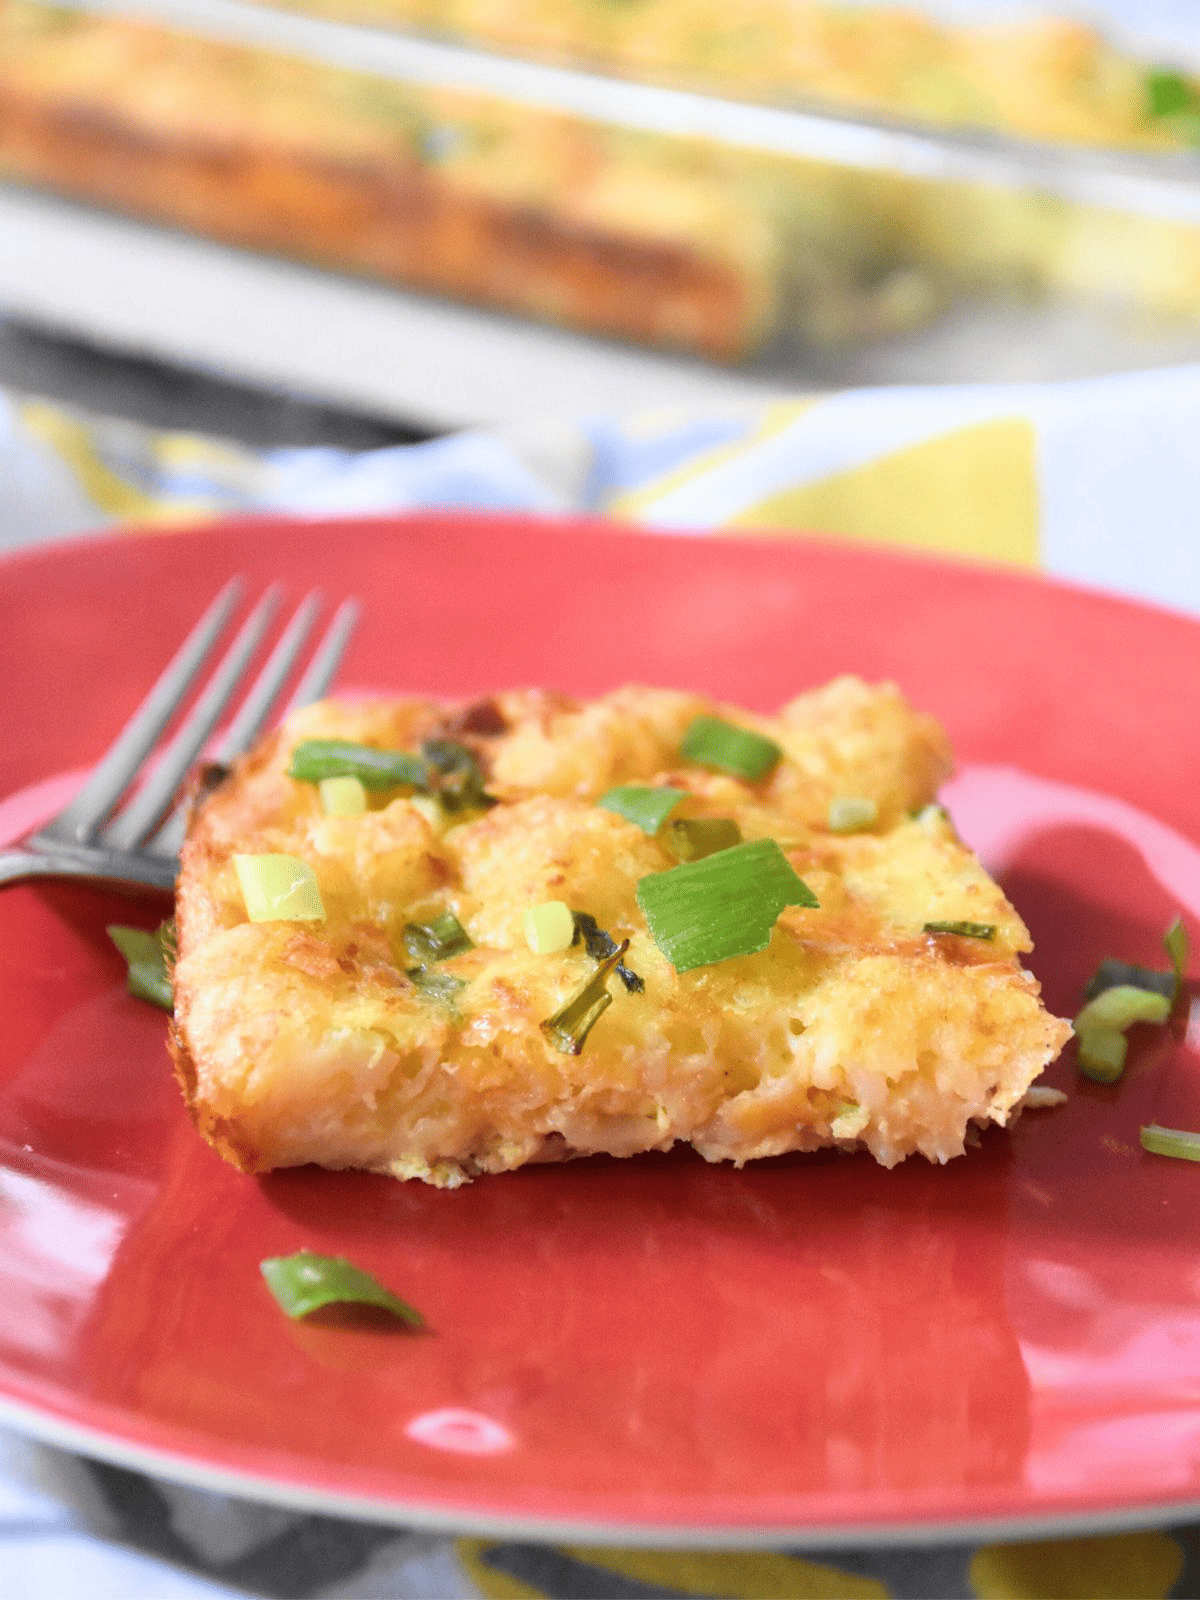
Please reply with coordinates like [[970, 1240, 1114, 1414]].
[[169, 677, 1070, 1186]]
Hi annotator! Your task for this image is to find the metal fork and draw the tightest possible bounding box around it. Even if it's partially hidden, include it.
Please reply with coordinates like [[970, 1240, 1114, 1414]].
[[0, 578, 358, 893]]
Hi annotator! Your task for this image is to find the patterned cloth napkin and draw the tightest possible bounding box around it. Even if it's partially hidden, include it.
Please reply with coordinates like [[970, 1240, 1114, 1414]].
[[4, 363, 1200, 618], [4, 364, 1200, 1600]]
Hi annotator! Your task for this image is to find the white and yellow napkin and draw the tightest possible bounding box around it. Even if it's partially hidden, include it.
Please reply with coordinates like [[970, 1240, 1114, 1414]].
[[5, 364, 1200, 619]]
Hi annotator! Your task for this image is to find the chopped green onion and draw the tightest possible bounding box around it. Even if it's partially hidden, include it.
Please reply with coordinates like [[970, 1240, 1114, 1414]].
[[319, 775, 367, 817], [1073, 935, 1183, 1085], [288, 739, 428, 789], [1084, 957, 1176, 1002], [1140, 1123, 1200, 1162], [571, 911, 644, 993], [107, 921, 175, 1011], [260, 1250, 424, 1325], [636, 838, 817, 973], [596, 785, 685, 833], [541, 941, 629, 1055], [1147, 69, 1195, 118], [401, 912, 472, 1004], [409, 795, 444, 830], [1083, 917, 1190, 1006], [290, 737, 496, 810], [827, 796, 878, 833], [402, 912, 473, 965], [407, 967, 467, 1004], [1165, 915, 1190, 994], [924, 921, 996, 940], [664, 816, 742, 862], [420, 739, 496, 813], [525, 900, 576, 954], [234, 854, 325, 922], [679, 715, 782, 783], [1074, 984, 1172, 1034], [1077, 1028, 1128, 1083]]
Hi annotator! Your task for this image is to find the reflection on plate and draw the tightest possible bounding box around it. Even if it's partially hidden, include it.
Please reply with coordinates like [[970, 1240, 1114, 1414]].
[[2, 513, 1200, 1546]]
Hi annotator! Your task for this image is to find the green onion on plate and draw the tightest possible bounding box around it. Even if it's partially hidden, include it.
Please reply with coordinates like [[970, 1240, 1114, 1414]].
[[260, 1250, 424, 1324], [1076, 1028, 1129, 1084], [107, 920, 175, 1011], [1140, 1123, 1200, 1162]]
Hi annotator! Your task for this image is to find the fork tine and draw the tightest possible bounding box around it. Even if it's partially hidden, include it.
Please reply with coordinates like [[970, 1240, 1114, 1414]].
[[145, 590, 353, 860], [101, 585, 283, 852], [285, 598, 360, 713], [212, 589, 324, 763], [39, 576, 244, 846]]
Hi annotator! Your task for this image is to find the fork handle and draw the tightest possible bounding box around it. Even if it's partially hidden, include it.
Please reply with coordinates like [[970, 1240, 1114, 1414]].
[[0, 846, 177, 893]]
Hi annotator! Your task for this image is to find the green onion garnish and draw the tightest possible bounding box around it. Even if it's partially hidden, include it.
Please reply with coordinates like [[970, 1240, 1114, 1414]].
[[1077, 1028, 1128, 1084], [1140, 1123, 1200, 1162], [664, 816, 742, 862], [234, 854, 325, 922], [541, 941, 630, 1055], [319, 775, 367, 817], [924, 921, 996, 940], [1084, 958, 1176, 1002], [1165, 915, 1190, 994], [420, 739, 497, 813], [1147, 69, 1195, 119], [525, 900, 576, 954], [636, 839, 818, 973], [596, 785, 686, 834], [288, 739, 428, 789], [402, 912, 473, 965], [1074, 920, 1189, 1085], [1083, 917, 1190, 1005], [402, 912, 472, 1004], [260, 1250, 424, 1324], [407, 968, 467, 1004], [107, 920, 175, 1011], [679, 716, 782, 783], [827, 797, 878, 833], [572, 911, 644, 993], [1074, 984, 1172, 1034], [290, 737, 496, 811]]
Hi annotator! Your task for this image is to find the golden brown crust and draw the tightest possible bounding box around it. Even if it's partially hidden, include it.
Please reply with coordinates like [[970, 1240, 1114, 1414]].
[[168, 1013, 265, 1171]]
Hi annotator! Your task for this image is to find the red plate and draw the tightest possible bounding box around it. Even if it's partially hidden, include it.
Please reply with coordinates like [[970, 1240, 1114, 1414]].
[[2, 513, 1200, 1546]]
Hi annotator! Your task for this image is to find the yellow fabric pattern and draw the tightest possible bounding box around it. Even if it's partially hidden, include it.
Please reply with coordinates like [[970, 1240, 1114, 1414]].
[[15, 398, 262, 526], [728, 416, 1040, 568], [458, 1540, 890, 1599], [969, 1530, 1184, 1599], [151, 430, 260, 480], [610, 398, 818, 522], [566, 1546, 889, 1598], [18, 399, 168, 523], [457, 1539, 548, 1600]]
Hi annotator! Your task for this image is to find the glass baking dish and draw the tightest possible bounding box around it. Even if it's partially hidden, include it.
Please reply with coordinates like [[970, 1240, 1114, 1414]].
[[4, 0, 1200, 371]]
